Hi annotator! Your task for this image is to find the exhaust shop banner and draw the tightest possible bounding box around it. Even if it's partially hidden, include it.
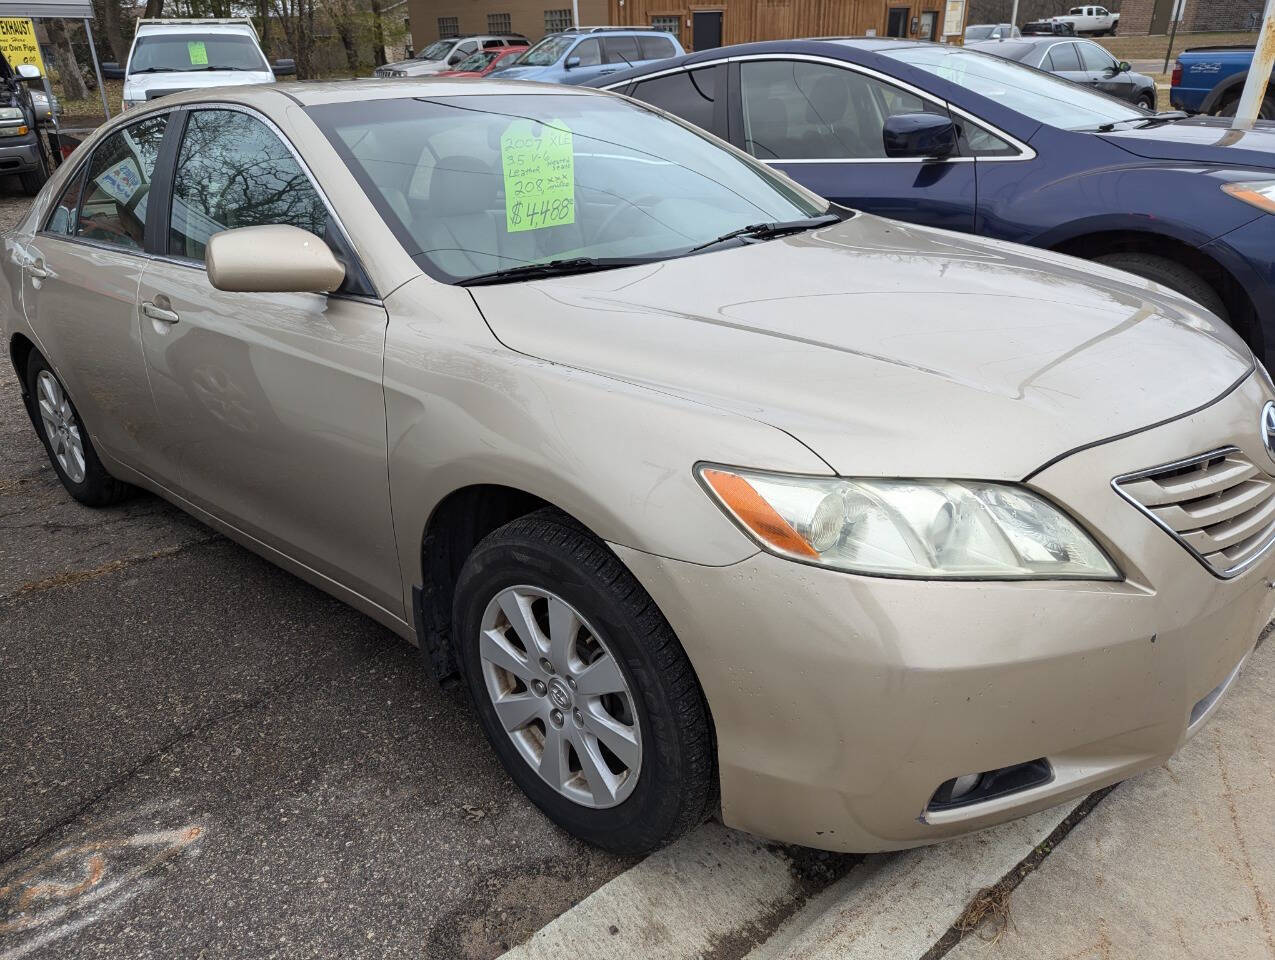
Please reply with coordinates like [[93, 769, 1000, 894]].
[[0, 17, 45, 73]]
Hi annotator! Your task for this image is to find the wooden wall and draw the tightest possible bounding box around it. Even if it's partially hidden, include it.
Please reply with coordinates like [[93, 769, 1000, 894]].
[[608, 0, 948, 51]]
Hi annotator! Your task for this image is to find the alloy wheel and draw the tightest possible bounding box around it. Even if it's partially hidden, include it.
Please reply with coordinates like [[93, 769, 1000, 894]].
[[478, 585, 642, 808], [36, 370, 86, 483]]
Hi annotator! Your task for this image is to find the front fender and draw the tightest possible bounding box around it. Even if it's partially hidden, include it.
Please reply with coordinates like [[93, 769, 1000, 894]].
[[382, 277, 832, 610]]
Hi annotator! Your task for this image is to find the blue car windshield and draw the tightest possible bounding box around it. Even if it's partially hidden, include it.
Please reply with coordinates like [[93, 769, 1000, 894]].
[[881, 45, 1144, 130], [515, 35, 575, 66]]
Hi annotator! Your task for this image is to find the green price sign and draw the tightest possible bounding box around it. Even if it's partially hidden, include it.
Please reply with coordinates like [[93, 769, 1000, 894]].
[[500, 119, 575, 233], [188, 40, 208, 66]]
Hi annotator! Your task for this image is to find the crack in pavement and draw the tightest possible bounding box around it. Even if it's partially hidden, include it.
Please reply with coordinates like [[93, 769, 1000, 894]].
[[918, 785, 1118, 959], [0, 537, 223, 605]]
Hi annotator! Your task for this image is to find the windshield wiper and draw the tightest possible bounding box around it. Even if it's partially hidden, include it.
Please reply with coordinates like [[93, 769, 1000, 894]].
[[686, 214, 842, 254], [457, 256, 654, 287], [129, 66, 177, 73], [186, 65, 258, 71], [1096, 111, 1188, 132]]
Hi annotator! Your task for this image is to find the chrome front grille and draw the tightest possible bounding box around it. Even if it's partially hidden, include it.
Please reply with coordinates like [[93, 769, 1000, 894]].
[[1114, 447, 1275, 578]]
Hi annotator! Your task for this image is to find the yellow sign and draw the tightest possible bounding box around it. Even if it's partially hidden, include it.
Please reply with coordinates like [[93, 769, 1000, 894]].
[[0, 18, 46, 75], [501, 119, 575, 233], [942, 0, 966, 37]]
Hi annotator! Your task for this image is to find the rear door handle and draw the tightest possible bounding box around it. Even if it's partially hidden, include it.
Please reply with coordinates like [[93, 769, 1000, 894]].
[[142, 299, 180, 324]]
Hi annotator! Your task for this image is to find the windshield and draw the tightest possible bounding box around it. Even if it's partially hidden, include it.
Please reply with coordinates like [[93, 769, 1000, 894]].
[[964, 26, 994, 39], [515, 35, 574, 66], [417, 40, 453, 61], [129, 33, 267, 72], [451, 50, 499, 72], [308, 93, 827, 283], [881, 45, 1144, 130]]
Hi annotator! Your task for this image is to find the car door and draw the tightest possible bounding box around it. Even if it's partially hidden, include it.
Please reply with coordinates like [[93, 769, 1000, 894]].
[[18, 112, 171, 477], [627, 65, 727, 139], [728, 57, 976, 232], [1077, 41, 1133, 101], [1044, 41, 1089, 87], [135, 105, 402, 615], [561, 37, 607, 85]]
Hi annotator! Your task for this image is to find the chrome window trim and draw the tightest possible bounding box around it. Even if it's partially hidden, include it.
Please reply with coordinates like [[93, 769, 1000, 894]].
[[607, 52, 1036, 163], [1111, 446, 1275, 580]]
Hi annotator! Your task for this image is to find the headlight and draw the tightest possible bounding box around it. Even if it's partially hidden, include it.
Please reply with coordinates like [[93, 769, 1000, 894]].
[[698, 466, 1119, 580], [0, 107, 22, 120], [1222, 180, 1275, 214]]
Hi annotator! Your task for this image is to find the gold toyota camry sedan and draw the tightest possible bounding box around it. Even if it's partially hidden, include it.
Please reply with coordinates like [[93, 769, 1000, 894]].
[[5, 80, 1274, 855]]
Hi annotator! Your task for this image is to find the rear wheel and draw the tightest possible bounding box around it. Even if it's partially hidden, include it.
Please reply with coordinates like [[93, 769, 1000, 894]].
[[1094, 251, 1228, 322], [452, 508, 714, 855], [1216, 94, 1275, 120], [25, 353, 131, 506]]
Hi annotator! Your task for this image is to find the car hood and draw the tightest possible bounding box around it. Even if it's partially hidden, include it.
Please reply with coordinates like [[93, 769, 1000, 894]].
[[1101, 115, 1275, 169], [487, 64, 552, 80], [470, 214, 1253, 480], [124, 70, 274, 98]]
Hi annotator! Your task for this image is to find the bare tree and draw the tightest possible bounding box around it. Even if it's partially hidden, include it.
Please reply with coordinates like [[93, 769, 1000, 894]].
[[101, 0, 128, 63], [48, 19, 89, 101], [272, 0, 316, 77], [143, 0, 165, 18], [322, 0, 361, 72], [368, 0, 388, 66]]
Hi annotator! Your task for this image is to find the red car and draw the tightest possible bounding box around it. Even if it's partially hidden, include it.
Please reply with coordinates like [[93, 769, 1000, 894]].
[[436, 45, 528, 78]]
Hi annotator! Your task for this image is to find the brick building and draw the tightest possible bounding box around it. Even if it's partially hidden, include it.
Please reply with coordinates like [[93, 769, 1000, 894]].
[[1118, 0, 1262, 34], [407, 0, 949, 53]]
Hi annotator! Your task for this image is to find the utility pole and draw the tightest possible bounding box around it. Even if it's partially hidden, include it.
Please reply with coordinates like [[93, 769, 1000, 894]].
[[1234, 0, 1275, 128], [572, 0, 579, 28], [1010, 0, 1019, 33]]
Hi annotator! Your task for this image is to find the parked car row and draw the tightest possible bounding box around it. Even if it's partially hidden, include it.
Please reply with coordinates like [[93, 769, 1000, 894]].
[[591, 38, 1275, 368], [6, 62, 1274, 860]]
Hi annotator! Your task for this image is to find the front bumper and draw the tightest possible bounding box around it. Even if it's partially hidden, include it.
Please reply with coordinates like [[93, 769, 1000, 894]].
[[0, 136, 41, 174], [615, 371, 1275, 852]]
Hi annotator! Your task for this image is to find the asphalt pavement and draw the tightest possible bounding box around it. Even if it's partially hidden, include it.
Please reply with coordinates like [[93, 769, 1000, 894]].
[[0, 191, 629, 960]]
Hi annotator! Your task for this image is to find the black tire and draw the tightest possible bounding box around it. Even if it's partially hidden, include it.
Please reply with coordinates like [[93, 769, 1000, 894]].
[[18, 140, 49, 196], [452, 508, 715, 855], [1094, 251, 1228, 322], [1137, 92, 1156, 111], [1216, 94, 1275, 120], [25, 352, 131, 506]]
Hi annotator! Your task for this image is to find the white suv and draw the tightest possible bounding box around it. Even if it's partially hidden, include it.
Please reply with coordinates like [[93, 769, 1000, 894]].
[[374, 34, 528, 78], [122, 18, 276, 112]]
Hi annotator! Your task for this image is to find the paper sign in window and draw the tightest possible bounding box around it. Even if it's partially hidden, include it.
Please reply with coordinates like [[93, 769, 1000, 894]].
[[500, 120, 574, 233], [188, 41, 208, 66]]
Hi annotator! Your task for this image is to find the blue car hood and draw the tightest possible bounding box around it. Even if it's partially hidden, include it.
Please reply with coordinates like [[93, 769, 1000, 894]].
[[1101, 116, 1275, 170], [488, 64, 553, 80]]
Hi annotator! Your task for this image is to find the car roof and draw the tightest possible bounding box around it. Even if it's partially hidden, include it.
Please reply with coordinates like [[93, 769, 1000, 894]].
[[137, 77, 606, 110]]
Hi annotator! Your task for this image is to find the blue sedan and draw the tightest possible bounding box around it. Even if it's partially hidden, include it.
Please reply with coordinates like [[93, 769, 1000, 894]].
[[593, 39, 1275, 365]]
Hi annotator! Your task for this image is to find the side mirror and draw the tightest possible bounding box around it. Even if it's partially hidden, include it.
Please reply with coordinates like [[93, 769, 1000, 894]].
[[564, 55, 581, 69], [101, 60, 125, 79], [207, 225, 345, 294], [882, 112, 958, 160], [1118, 60, 1131, 72], [16, 63, 40, 82], [271, 58, 296, 76]]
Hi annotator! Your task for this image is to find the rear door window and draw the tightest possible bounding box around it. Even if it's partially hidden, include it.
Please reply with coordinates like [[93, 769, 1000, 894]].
[[631, 66, 722, 133], [75, 113, 168, 251], [603, 35, 642, 65], [1047, 43, 1082, 72]]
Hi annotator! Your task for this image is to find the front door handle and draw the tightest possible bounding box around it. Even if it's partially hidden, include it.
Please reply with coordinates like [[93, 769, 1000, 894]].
[[142, 297, 180, 325], [28, 258, 48, 279]]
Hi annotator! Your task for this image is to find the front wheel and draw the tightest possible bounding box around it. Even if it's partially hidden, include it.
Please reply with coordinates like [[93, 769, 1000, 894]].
[[452, 509, 715, 855], [1137, 91, 1157, 111], [18, 141, 48, 196], [1094, 252, 1228, 323]]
